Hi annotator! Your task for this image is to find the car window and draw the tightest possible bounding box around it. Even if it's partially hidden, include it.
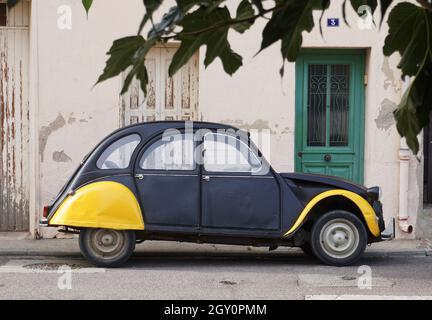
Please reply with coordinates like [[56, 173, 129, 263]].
[[140, 132, 195, 170], [96, 134, 141, 169], [203, 133, 262, 173]]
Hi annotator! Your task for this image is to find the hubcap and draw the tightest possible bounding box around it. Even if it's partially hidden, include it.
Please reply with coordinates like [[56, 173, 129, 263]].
[[87, 229, 126, 259], [319, 219, 359, 259]]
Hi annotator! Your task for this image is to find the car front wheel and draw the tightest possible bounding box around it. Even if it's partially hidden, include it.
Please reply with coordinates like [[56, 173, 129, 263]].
[[310, 211, 367, 266], [79, 228, 136, 267]]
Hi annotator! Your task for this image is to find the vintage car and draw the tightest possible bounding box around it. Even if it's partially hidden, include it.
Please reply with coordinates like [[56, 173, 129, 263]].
[[40, 121, 394, 267]]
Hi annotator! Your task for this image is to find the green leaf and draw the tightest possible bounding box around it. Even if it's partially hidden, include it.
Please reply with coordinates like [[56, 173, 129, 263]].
[[251, 0, 265, 14], [384, 2, 432, 154], [379, 0, 393, 26], [6, 0, 20, 8], [394, 63, 432, 154], [169, 6, 243, 76], [260, 0, 328, 62], [176, 0, 199, 13], [233, 0, 255, 34], [383, 2, 431, 76], [82, 0, 93, 17], [96, 36, 157, 95], [97, 36, 145, 84], [144, 0, 163, 16]]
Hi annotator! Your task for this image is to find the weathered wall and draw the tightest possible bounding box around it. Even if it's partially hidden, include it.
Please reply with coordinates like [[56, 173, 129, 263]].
[[31, 0, 421, 238], [34, 0, 144, 237]]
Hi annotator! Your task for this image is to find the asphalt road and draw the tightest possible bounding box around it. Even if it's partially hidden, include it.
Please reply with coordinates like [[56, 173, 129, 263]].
[[0, 247, 431, 300]]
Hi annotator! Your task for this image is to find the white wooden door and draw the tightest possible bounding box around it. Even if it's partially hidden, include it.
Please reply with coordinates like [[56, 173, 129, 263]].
[[0, 0, 30, 231], [120, 46, 199, 126]]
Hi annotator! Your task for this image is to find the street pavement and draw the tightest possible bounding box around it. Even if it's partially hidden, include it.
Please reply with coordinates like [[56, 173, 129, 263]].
[[0, 239, 431, 300]]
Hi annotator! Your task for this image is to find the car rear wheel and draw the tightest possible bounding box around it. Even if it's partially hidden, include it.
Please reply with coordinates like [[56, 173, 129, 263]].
[[310, 211, 367, 266], [79, 228, 136, 267]]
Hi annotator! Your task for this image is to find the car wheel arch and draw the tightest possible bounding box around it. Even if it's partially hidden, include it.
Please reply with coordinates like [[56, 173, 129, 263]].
[[49, 181, 145, 230], [285, 190, 380, 238]]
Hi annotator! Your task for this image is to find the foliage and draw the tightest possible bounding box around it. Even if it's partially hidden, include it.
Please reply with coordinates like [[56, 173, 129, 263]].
[[6, 0, 432, 154]]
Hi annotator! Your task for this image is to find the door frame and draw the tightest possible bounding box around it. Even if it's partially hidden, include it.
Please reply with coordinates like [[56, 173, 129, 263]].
[[294, 49, 365, 184]]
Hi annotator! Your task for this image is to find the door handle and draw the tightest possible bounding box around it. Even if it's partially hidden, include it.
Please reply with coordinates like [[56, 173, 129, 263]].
[[297, 152, 303, 157], [135, 174, 144, 180], [324, 154, 332, 162], [202, 175, 210, 181]]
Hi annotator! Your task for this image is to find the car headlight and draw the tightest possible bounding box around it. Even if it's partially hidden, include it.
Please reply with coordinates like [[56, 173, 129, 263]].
[[367, 186, 381, 201]]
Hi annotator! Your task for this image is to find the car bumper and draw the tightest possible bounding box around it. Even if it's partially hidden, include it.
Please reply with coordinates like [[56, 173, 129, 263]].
[[39, 218, 48, 227], [380, 217, 395, 241]]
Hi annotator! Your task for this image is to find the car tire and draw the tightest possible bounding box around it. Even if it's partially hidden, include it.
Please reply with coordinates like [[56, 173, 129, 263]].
[[300, 242, 316, 258], [310, 210, 367, 266], [79, 228, 136, 268]]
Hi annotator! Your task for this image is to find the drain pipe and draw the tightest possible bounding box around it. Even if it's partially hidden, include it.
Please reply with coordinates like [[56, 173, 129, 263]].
[[398, 77, 413, 234], [398, 138, 413, 233]]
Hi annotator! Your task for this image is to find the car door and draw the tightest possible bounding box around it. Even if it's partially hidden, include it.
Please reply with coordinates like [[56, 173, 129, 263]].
[[134, 130, 199, 228], [200, 132, 280, 231]]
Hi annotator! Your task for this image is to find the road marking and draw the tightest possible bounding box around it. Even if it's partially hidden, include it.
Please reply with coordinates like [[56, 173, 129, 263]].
[[306, 295, 432, 300], [0, 259, 105, 273]]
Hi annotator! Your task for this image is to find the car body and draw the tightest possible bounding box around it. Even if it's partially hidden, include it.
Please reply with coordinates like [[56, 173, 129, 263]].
[[41, 121, 394, 267]]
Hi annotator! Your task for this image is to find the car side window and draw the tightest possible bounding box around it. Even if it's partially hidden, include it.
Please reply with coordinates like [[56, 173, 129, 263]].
[[96, 134, 141, 169], [140, 132, 195, 171], [203, 133, 262, 173]]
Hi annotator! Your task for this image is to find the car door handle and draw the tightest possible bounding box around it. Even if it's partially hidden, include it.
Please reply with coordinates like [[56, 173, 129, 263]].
[[135, 174, 144, 180], [202, 175, 210, 181]]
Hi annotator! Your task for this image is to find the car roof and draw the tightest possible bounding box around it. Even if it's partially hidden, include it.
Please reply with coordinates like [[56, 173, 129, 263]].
[[109, 120, 247, 138]]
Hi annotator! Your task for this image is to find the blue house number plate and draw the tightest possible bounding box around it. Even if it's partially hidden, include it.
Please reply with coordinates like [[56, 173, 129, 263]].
[[327, 18, 339, 27]]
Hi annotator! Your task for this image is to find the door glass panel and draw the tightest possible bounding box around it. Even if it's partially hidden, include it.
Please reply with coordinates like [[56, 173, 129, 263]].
[[203, 133, 262, 173], [140, 132, 195, 170], [307, 64, 327, 147], [330, 64, 350, 146], [96, 134, 141, 169]]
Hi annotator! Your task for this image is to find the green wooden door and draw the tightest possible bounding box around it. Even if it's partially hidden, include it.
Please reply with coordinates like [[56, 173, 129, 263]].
[[295, 50, 365, 183]]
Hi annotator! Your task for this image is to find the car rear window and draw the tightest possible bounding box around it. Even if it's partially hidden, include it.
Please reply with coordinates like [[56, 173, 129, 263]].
[[96, 134, 141, 169]]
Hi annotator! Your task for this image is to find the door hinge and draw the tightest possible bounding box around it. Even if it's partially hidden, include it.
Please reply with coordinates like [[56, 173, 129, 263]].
[[364, 74, 368, 86]]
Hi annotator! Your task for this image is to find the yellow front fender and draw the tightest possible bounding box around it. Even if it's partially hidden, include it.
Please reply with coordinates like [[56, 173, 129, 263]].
[[284, 189, 380, 237], [49, 181, 144, 230]]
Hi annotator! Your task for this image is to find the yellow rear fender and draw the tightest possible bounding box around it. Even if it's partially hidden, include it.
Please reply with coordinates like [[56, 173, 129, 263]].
[[49, 181, 144, 230], [284, 189, 380, 237]]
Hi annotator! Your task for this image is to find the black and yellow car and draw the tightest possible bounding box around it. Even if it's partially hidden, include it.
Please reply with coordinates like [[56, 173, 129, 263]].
[[40, 121, 394, 267]]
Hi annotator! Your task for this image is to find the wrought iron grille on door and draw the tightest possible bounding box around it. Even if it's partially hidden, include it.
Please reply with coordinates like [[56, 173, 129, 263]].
[[307, 64, 350, 148]]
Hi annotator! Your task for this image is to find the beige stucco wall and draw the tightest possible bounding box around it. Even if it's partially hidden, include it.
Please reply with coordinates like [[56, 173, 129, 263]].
[[31, 0, 421, 239]]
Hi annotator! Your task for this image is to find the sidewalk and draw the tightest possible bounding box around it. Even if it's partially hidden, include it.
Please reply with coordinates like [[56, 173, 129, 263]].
[[0, 237, 430, 257]]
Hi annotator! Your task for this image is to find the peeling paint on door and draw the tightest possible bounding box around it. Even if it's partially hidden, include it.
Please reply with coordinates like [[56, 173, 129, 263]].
[[0, 1, 30, 231]]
